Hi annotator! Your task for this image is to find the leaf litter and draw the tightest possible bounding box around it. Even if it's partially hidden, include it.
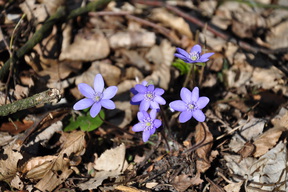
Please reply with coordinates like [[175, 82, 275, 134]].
[[0, 0, 287, 191]]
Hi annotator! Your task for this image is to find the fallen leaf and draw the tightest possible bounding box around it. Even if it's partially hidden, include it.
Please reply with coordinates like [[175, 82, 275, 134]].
[[223, 181, 243, 192], [150, 8, 192, 39], [195, 123, 214, 173], [78, 143, 128, 190], [109, 31, 155, 49], [249, 141, 287, 191], [171, 173, 203, 192], [60, 30, 110, 61], [0, 143, 22, 182], [75, 61, 121, 88], [0, 119, 34, 135], [253, 109, 288, 157]]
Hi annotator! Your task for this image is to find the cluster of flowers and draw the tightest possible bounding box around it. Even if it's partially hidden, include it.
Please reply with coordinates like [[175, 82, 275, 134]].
[[73, 44, 213, 142]]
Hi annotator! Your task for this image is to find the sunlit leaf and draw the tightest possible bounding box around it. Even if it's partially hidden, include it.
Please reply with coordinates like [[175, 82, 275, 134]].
[[172, 59, 190, 75], [64, 110, 105, 132]]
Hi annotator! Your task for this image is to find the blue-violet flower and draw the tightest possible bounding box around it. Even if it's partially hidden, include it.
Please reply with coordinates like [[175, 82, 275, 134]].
[[132, 109, 162, 142], [130, 81, 148, 105], [169, 87, 209, 123], [131, 84, 166, 111], [174, 44, 214, 64], [73, 74, 118, 118]]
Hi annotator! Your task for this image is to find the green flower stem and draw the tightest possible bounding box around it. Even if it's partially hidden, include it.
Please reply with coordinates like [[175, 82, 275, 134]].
[[183, 63, 195, 88]]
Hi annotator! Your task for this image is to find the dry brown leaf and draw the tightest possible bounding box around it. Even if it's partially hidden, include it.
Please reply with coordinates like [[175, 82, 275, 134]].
[[59, 131, 86, 157], [20, 0, 65, 23], [195, 123, 214, 173], [109, 31, 155, 49], [150, 8, 192, 39], [253, 109, 288, 157], [75, 61, 121, 88], [78, 143, 128, 190], [0, 143, 22, 182], [223, 181, 243, 192], [21, 131, 86, 191], [249, 141, 287, 191], [34, 155, 73, 191], [0, 119, 34, 135], [144, 39, 175, 90], [14, 85, 29, 100], [253, 127, 284, 157], [38, 60, 82, 81], [206, 176, 225, 192], [24, 155, 58, 179], [171, 173, 203, 192], [115, 185, 148, 192], [120, 49, 151, 71], [60, 30, 110, 61]]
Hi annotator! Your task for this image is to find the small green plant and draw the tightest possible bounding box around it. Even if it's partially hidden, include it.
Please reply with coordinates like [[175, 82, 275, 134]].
[[64, 110, 105, 132]]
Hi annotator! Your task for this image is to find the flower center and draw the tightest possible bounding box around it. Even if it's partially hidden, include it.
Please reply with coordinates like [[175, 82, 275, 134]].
[[187, 103, 196, 111], [143, 118, 154, 131], [145, 91, 155, 101], [189, 51, 200, 61], [93, 92, 103, 102]]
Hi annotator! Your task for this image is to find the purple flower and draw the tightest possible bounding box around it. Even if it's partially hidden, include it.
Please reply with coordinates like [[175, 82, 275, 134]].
[[169, 87, 209, 123], [131, 84, 166, 111], [132, 109, 162, 142], [174, 44, 214, 64], [130, 81, 148, 105], [73, 74, 118, 118]]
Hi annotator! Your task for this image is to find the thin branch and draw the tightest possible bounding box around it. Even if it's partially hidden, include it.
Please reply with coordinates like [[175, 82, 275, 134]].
[[0, 88, 61, 116]]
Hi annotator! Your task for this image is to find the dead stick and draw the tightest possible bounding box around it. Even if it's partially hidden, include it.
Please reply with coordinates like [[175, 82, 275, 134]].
[[0, 88, 61, 116]]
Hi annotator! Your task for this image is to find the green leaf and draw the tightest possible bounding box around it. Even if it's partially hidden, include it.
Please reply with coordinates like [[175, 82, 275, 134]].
[[172, 59, 190, 75], [64, 110, 105, 132]]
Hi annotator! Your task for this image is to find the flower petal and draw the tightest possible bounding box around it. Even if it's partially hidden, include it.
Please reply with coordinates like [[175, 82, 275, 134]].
[[191, 87, 199, 102], [142, 130, 151, 142], [174, 53, 189, 61], [135, 84, 147, 93], [150, 109, 157, 120], [131, 93, 144, 102], [197, 58, 209, 63], [78, 83, 95, 98], [140, 100, 150, 111], [137, 111, 145, 121], [150, 127, 156, 135], [176, 48, 190, 58], [103, 86, 118, 99], [73, 98, 94, 110], [100, 99, 115, 109], [141, 110, 150, 119], [147, 84, 155, 92], [179, 111, 193, 123], [132, 123, 144, 132], [169, 100, 186, 112], [201, 52, 214, 60], [192, 110, 205, 122], [94, 74, 104, 93], [154, 96, 166, 105], [150, 101, 160, 109], [180, 87, 192, 103], [196, 96, 209, 109], [130, 87, 138, 95], [153, 119, 162, 128], [190, 44, 201, 54], [154, 88, 164, 96], [90, 102, 102, 118]]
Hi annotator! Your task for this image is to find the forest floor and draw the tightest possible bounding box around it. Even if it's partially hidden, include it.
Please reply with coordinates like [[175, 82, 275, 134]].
[[0, 0, 288, 191]]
